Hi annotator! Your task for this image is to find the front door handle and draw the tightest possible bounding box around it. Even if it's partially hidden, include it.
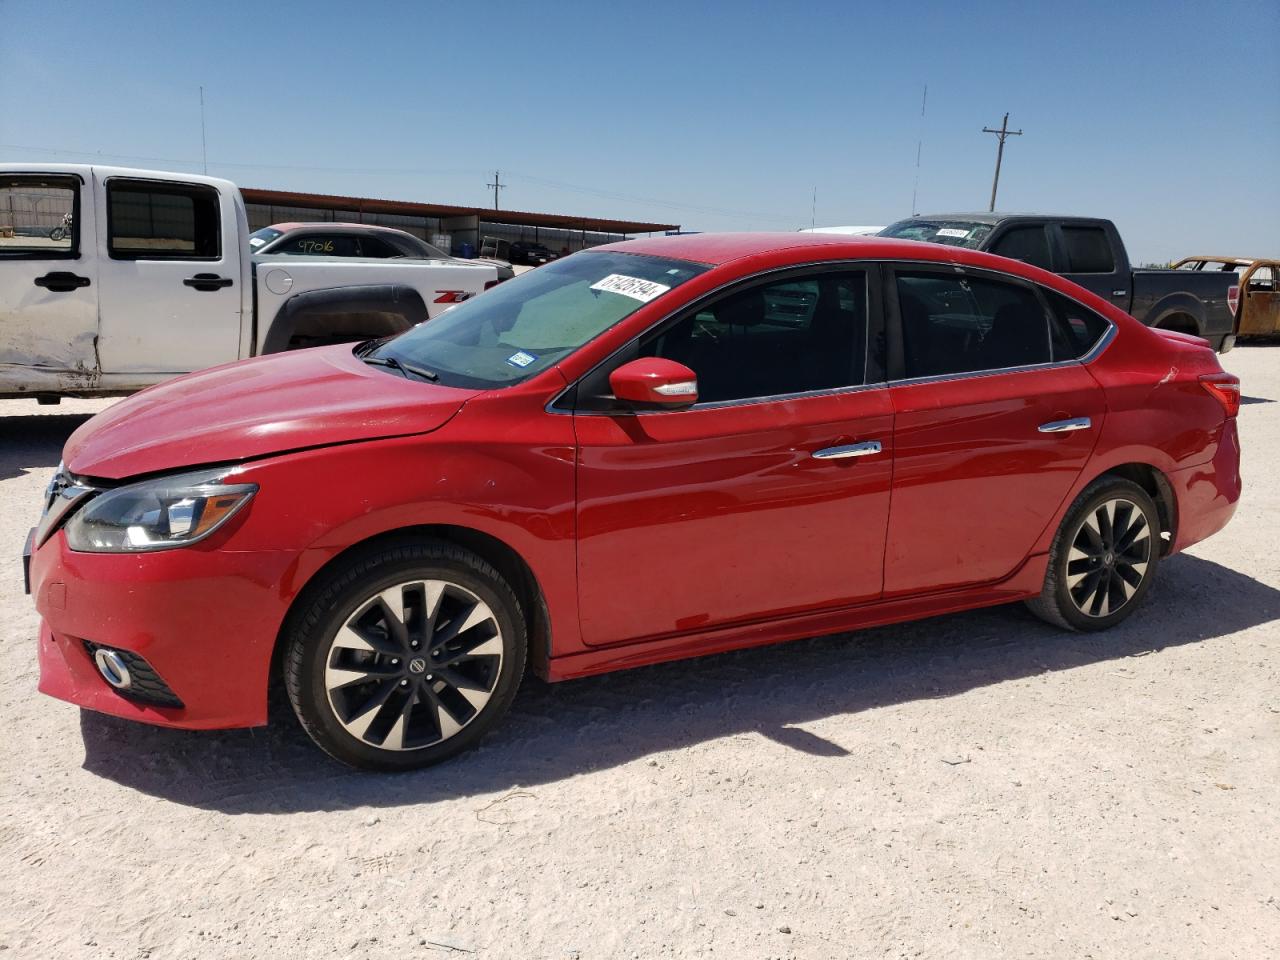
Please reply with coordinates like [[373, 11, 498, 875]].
[[34, 271, 91, 292], [1038, 417, 1091, 433], [813, 440, 882, 460], [184, 273, 234, 291]]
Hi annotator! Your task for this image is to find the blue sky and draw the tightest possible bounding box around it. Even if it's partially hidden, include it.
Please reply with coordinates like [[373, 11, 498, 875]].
[[2, 0, 1276, 262]]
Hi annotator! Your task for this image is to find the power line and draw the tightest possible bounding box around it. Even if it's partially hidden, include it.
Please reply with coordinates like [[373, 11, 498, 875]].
[[981, 112, 1023, 212]]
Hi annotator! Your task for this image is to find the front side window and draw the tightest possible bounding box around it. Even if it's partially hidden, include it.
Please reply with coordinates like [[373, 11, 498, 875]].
[[1061, 226, 1115, 273], [640, 272, 869, 403], [107, 179, 221, 259], [896, 272, 1050, 378], [880, 219, 994, 249], [0, 175, 78, 257], [375, 251, 707, 388], [990, 225, 1053, 270], [1245, 266, 1275, 291]]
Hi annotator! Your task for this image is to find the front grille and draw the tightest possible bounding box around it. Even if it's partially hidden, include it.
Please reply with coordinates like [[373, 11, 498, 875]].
[[82, 642, 185, 709]]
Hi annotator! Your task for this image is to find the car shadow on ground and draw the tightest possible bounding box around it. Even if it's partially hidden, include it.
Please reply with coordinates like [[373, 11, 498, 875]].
[[0, 413, 92, 482], [78, 553, 1280, 813]]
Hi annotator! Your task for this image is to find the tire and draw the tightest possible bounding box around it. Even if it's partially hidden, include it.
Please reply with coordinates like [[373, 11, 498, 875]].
[[49, 227, 65, 241], [283, 540, 527, 771], [1026, 476, 1161, 631]]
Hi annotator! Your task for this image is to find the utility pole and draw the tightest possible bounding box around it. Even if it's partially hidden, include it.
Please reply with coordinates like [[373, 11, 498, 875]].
[[981, 112, 1022, 212], [199, 86, 208, 174], [486, 170, 504, 210]]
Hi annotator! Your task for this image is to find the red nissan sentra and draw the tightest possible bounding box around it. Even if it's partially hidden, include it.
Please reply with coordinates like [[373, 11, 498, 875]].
[[26, 234, 1241, 770]]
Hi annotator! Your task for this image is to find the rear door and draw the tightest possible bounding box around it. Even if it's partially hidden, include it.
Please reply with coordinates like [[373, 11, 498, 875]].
[[1239, 263, 1280, 336], [0, 172, 99, 381], [884, 265, 1108, 596], [95, 174, 243, 373], [573, 266, 894, 646], [1054, 221, 1129, 309]]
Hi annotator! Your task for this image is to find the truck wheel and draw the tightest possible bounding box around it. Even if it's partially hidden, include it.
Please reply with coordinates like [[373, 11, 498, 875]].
[[1026, 476, 1161, 631], [283, 541, 526, 771]]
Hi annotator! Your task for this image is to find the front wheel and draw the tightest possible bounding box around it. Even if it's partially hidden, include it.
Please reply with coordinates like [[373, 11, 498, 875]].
[[1026, 476, 1161, 631], [283, 541, 527, 771]]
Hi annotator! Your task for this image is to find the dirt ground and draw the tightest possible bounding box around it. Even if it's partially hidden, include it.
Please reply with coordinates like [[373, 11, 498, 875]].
[[1, 347, 1277, 960]]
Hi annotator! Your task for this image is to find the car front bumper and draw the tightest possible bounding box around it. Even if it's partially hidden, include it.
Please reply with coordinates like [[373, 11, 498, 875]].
[[30, 530, 299, 730]]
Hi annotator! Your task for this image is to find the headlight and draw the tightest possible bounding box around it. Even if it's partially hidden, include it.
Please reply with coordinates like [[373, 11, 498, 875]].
[[63, 468, 258, 553]]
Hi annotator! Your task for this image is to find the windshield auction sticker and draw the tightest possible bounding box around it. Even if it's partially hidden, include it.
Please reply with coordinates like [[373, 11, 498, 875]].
[[589, 274, 672, 303], [936, 228, 971, 239]]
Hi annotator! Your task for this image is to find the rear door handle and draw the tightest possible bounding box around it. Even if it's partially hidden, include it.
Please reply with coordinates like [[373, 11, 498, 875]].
[[1111, 290, 1127, 297], [184, 273, 234, 291], [34, 271, 91, 292], [813, 440, 882, 460], [1038, 417, 1091, 433]]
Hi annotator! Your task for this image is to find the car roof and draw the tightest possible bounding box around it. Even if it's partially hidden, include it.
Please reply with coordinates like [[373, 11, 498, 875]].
[[900, 212, 1107, 225], [1176, 255, 1257, 265], [593, 231, 1012, 267], [268, 222, 414, 237]]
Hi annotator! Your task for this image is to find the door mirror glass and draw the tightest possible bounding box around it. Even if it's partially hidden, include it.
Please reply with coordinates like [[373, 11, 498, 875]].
[[609, 358, 698, 408]]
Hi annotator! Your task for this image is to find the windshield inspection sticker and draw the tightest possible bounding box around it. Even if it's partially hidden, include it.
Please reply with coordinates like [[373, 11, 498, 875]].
[[936, 228, 971, 239], [506, 350, 537, 368], [589, 274, 672, 303]]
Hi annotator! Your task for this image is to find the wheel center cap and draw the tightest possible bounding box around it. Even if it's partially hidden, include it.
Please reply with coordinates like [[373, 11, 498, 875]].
[[1103, 552, 1115, 566], [407, 657, 427, 675]]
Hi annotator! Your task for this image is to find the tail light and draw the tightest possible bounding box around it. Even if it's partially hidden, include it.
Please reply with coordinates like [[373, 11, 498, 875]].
[[1227, 284, 1239, 316], [1199, 372, 1241, 417], [433, 290, 472, 304]]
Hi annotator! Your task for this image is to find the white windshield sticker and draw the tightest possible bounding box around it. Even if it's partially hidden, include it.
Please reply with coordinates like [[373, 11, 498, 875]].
[[936, 228, 971, 239], [506, 350, 536, 368], [248, 237, 267, 247], [590, 274, 671, 303]]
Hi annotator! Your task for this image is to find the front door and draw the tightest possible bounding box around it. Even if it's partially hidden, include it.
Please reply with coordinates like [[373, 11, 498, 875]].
[[95, 174, 242, 374], [884, 266, 1107, 596], [0, 172, 99, 387], [573, 268, 894, 646], [1238, 263, 1280, 336]]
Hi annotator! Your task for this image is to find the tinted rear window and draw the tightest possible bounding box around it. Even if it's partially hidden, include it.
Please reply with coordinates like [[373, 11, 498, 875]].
[[1062, 226, 1115, 273]]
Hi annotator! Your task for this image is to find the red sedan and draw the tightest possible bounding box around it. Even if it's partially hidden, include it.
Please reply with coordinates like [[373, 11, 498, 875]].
[[27, 233, 1241, 770]]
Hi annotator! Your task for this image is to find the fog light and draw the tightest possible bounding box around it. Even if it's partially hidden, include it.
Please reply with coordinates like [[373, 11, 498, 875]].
[[93, 648, 133, 690]]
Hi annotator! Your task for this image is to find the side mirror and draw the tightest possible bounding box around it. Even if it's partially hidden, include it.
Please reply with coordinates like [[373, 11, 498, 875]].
[[609, 357, 699, 409]]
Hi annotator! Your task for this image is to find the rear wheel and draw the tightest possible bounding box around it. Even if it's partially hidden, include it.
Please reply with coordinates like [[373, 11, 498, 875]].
[[1026, 477, 1161, 631], [284, 541, 526, 770]]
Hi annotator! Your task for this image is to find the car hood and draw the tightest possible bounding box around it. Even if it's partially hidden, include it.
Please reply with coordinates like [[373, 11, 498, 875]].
[[64, 345, 477, 480]]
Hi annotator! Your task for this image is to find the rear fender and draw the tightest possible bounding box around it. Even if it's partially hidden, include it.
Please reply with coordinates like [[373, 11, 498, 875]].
[[260, 284, 428, 354]]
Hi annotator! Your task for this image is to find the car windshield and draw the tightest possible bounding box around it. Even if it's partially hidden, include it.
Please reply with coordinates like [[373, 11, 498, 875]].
[[373, 251, 708, 388], [248, 227, 282, 249], [879, 219, 994, 249]]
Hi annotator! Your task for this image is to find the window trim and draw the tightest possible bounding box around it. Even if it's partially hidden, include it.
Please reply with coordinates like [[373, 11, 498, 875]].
[[552, 260, 888, 416], [0, 172, 83, 262], [105, 176, 223, 262], [883, 261, 1116, 388]]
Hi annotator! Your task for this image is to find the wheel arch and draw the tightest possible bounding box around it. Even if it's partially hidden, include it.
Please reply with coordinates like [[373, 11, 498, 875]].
[[271, 524, 553, 697], [1095, 462, 1178, 556], [260, 283, 429, 354]]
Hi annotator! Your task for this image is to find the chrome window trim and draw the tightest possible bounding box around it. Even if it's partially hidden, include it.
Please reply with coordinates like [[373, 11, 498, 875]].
[[546, 257, 1118, 415]]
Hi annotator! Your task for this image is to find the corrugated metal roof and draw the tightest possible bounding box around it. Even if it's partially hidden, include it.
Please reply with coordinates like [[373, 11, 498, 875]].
[[240, 187, 678, 234]]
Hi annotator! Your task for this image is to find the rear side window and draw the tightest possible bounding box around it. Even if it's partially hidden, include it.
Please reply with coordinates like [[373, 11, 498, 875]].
[[357, 235, 402, 258], [1061, 226, 1115, 273], [0, 175, 79, 257], [107, 179, 221, 259], [274, 234, 361, 256], [990, 225, 1053, 270], [896, 272, 1050, 378], [1045, 290, 1111, 359]]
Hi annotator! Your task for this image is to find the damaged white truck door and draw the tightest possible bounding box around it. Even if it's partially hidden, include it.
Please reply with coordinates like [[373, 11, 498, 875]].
[[0, 171, 100, 394], [95, 173, 244, 374]]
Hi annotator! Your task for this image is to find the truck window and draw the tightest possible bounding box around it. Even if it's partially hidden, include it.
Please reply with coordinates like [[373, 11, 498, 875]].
[[0, 175, 78, 257], [1044, 289, 1111, 359], [990, 226, 1053, 270], [107, 179, 221, 260], [274, 234, 360, 256], [1061, 226, 1115, 273], [896, 273, 1050, 378]]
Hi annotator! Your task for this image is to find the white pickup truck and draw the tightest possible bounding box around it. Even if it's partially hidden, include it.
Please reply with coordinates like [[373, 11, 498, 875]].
[[0, 164, 498, 401]]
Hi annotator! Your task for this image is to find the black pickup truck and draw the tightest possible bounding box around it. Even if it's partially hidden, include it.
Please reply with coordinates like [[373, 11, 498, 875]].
[[879, 214, 1237, 352]]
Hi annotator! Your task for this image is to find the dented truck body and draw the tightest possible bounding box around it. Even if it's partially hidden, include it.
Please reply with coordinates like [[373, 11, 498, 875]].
[[0, 164, 497, 401]]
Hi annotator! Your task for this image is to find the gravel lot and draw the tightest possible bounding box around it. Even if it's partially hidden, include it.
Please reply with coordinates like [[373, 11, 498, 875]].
[[2, 347, 1277, 959]]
